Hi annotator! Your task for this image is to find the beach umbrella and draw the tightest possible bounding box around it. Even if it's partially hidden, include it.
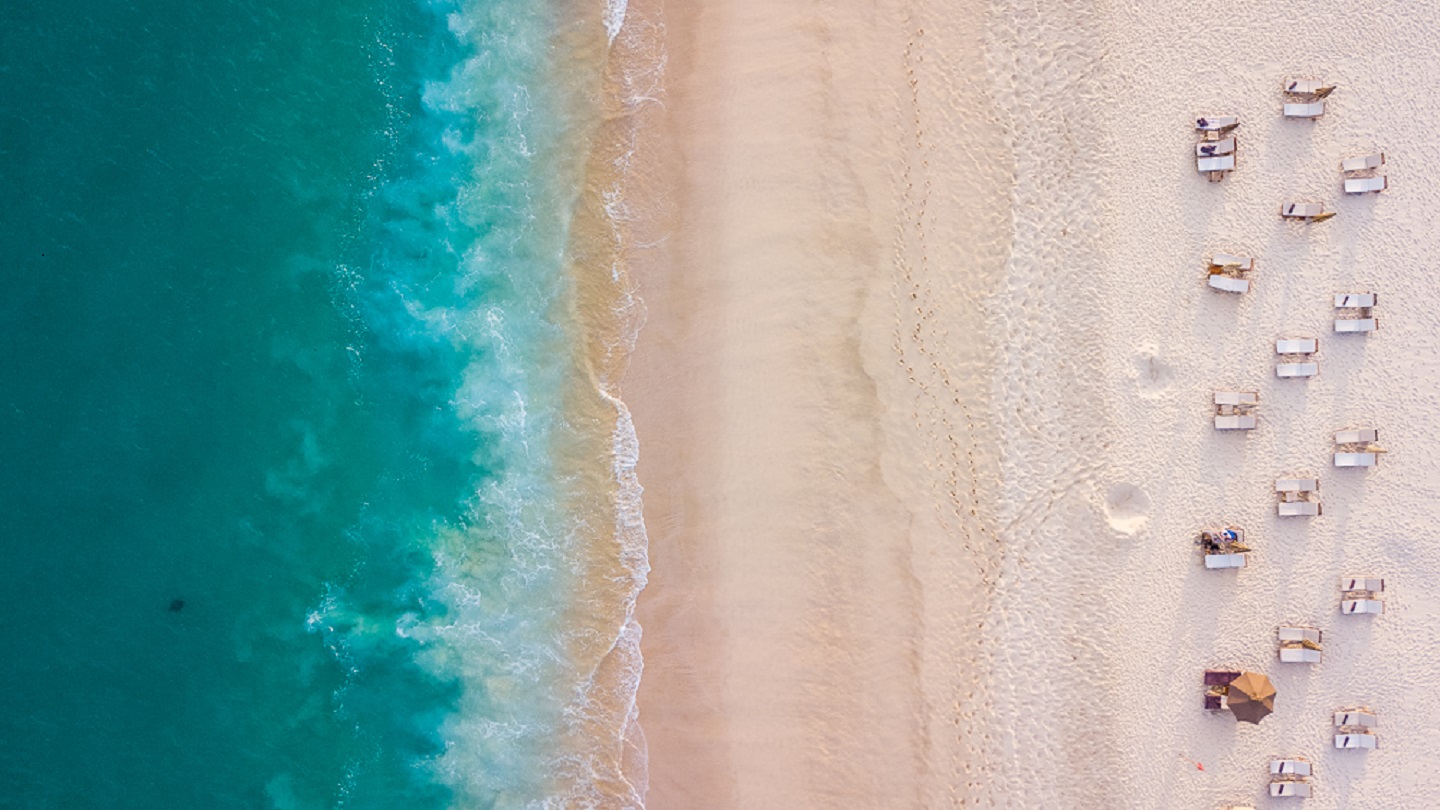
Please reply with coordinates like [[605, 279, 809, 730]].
[[1227, 671, 1276, 724]]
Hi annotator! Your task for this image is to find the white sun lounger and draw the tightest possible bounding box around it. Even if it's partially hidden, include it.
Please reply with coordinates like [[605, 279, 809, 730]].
[[1196, 137, 1237, 157], [1270, 759, 1313, 777], [1342, 598, 1384, 614], [1286, 78, 1334, 95], [1277, 362, 1318, 378], [1196, 115, 1239, 132], [1335, 317, 1377, 333], [1335, 733, 1378, 750], [1334, 452, 1377, 467], [1336, 428, 1378, 444], [1276, 338, 1318, 355], [1198, 155, 1236, 173], [1216, 391, 1259, 406], [1335, 710, 1378, 728], [1345, 176, 1387, 194], [1205, 553, 1247, 569], [1282, 202, 1335, 220], [1278, 500, 1321, 516], [1277, 478, 1319, 493], [1341, 577, 1384, 593], [1336, 293, 1377, 309], [1342, 153, 1385, 173], [1211, 252, 1253, 269], [1279, 647, 1322, 663], [1209, 275, 1249, 293], [1216, 415, 1257, 430], [1270, 782, 1313, 798], [1284, 101, 1326, 118]]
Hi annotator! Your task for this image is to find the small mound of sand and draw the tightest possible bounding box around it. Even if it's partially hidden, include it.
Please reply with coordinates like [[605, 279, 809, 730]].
[[1131, 344, 1174, 396], [1103, 483, 1150, 535]]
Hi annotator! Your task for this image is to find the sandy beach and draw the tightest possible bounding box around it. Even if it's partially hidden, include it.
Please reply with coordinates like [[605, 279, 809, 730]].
[[621, 0, 1440, 806]]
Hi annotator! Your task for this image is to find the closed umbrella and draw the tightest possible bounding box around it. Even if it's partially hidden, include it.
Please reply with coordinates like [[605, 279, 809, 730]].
[[1228, 671, 1276, 724]]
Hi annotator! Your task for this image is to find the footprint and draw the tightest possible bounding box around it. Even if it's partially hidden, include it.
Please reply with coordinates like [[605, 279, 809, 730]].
[[1103, 483, 1151, 535]]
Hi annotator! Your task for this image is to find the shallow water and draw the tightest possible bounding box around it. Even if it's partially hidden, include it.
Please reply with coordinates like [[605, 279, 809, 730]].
[[0, 0, 647, 806]]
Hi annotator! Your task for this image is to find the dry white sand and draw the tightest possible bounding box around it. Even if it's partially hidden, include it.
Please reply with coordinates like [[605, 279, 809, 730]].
[[619, 0, 1440, 806]]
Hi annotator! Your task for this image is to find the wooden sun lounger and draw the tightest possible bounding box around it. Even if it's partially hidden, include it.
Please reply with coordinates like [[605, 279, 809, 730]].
[[1271, 782, 1314, 798], [1345, 176, 1387, 194], [1341, 153, 1385, 173]]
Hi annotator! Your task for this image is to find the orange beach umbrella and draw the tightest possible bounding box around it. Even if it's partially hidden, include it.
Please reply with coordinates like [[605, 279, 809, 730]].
[[1227, 671, 1276, 724]]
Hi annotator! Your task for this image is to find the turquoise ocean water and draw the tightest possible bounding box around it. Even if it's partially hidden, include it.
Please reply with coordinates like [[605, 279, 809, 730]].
[[0, 0, 650, 806]]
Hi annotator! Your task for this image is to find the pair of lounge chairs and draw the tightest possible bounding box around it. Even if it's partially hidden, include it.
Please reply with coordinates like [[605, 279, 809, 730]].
[[1276, 337, 1318, 378], [1276, 478, 1320, 517], [1335, 709, 1379, 749], [1203, 669, 1240, 709], [1195, 116, 1239, 181], [1270, 757, 1314, 797], [1206, 252, 1254, 293], [1199, 526, 1250, 568], [1214, 391, 1258, 430], [1278, 626, 1322, 664], [1343, 152, 1387, 194], [1334, 428, 1383, 467], [1341, 576, 1385, 614], [1283, 78, 1335, 119], [1335, 292, 1378, 333]]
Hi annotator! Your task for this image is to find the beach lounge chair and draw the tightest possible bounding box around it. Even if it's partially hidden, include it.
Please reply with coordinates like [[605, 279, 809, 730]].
[[1286, 78, 1336, 96], [1335, 710, 1378, 728], [1341, 152, 1385, 173], [1345, 175, 1387, 194], [1342, 598, 1385, 615], [1335, 733, 1378, 749], [1281, 202, 1335, 221], [1210, 252, 1254, 271], [1270, 759, 1312, 777], [1205, 553, 1247, 569], [1276, 338, 1318, 355], [1215, 392, 1261, 429], [1340, 576, 1384, 594], [1270, 782, 1313, 798], [1284, 101, 1326, 119], [1208, 275, 1249, 293], [1277, 362, 1318, 378], [1204, 670, 1241, 686], [1335, 428, 1379, 444], [1196, 115, 1239, 132], [1198, 154, 1236, 177], [1276, 478, 1320, 517], [1334, 318, 1377, 333], [1335, 733, 1378, 750], [1196, 137, 1237, 157], [1334, 452, 1377, 467]]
